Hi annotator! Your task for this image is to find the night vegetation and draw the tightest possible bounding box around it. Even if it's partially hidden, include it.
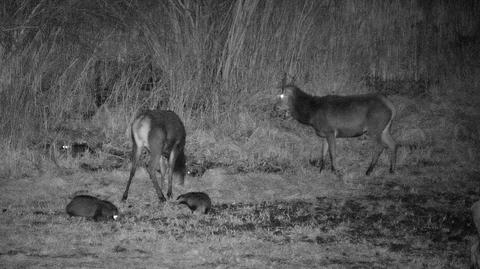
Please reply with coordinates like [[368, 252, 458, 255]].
[[0, 0, 479, 267]]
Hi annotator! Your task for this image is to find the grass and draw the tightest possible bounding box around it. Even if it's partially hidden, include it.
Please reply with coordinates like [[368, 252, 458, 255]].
[[0, 163, 478, 268], [0, 66, 478, 267], [1, 0, 480, 267]]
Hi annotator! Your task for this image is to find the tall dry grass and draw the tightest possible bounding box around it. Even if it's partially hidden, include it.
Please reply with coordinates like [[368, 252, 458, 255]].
[[0, 0, 479, 177]]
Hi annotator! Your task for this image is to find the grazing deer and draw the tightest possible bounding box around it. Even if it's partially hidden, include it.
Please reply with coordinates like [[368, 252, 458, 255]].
[[277, 75, 397, 175], [122, 110, 186, 202], [471, 201, 480, 269], [66, 195, 118, 221]]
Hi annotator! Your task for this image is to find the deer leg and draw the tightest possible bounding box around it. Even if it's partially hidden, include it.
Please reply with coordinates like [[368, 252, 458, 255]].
[[319, 138, 329, 173], [166, 147, 179, 199], [391, 144, 398, 174], [366, 136, 385, 176], [122, 143, 142, 201], [147, 151, 167, 202], [325, 133, 337, 173], [381, 129, 397, 174], [177, 151, 186, 186], [159, 155, 168, 189]]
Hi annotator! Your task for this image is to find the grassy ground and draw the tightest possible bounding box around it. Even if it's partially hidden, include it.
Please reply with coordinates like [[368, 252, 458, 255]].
[[0, 160, 478, 268], [1, 1, 479, 268], [0, 86, 478, 268]]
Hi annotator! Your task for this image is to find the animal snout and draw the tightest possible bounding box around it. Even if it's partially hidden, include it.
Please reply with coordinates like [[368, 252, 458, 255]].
[[272, 99, 290, 119]]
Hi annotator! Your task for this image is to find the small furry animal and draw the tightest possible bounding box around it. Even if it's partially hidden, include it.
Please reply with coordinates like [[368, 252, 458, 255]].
[[176, 192, 211, 214], [471, 201, 480, 269], [66, 195, 119, 221], [61, 142, 95, 157]]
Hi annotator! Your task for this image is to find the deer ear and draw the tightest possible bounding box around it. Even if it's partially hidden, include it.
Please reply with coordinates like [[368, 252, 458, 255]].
[[281, 72, 287, 87], [277, 86, 285, 99]]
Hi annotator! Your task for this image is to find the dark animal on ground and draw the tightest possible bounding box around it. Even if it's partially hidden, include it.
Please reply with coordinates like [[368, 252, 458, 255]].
[[177, 192, 211, 214], [187, 160, 218, 177], [471, 201, 480, 269], [66, 195, 118, 221], [277, 78, 397, 175], [122, 110, 187, 203], [61, 142, 95, 157]]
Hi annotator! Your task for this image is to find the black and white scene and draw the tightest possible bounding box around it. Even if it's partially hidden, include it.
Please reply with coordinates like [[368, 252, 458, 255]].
[[1, 0, 480, 268]]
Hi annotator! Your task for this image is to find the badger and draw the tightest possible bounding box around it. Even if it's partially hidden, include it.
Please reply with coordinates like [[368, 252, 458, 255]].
[[176, 192, 211, 214]]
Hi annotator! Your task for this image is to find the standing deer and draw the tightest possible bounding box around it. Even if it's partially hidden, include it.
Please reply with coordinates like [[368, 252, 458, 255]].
[[277, 76, 397, 175], [122, 110, 186, 202]]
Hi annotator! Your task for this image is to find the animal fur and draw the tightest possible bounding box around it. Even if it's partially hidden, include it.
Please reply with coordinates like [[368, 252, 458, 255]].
[[66, 195, 118, 221], [278, 84, 397, 175], [177, 192, 212, 214], [122, 109, 186, 202]]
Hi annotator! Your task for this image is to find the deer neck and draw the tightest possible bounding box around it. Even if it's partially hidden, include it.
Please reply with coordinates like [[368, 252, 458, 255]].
[[288, 88, 316, 125]]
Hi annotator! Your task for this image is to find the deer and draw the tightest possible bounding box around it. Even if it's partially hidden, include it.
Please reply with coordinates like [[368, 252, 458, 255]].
[[277, 75, 397, 176], [122, 110, 186, 203]]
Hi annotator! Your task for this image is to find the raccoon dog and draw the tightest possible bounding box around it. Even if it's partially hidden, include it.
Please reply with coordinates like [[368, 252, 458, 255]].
[[66, 195, 119, 221]]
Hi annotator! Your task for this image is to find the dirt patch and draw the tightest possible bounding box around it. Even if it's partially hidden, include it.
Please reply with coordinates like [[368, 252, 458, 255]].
[[314, 193, 476, 245], [186, 153, 302, 178], [1, 166, 478, 268], [117, 192, 475, 253]]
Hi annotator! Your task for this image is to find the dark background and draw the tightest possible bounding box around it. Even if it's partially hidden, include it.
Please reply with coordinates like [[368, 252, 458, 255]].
[[0, 0, 479, 177]]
